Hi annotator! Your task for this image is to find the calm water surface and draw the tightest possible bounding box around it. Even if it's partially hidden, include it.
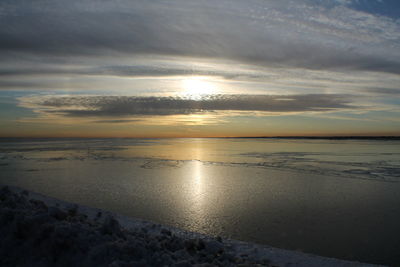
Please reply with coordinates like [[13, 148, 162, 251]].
[[1, 138, 400, 265]]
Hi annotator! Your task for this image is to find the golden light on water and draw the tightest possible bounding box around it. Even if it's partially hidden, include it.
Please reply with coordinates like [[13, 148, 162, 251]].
[[187, 143, 207, 231], [192, 143, 204, 206]]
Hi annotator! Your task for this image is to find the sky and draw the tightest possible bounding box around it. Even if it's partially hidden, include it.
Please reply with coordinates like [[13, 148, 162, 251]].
[[0, 0, 399, 137]]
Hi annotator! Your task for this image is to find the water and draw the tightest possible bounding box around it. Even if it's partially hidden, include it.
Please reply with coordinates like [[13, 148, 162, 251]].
[[1, 138, 400, 265]]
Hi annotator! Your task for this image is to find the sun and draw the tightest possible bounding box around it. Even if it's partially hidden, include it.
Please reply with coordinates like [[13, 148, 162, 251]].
[[181, 77, 217, 98]]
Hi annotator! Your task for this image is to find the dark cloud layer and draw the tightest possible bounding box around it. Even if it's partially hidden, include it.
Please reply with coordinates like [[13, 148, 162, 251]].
[[24, 94, 355, 117]]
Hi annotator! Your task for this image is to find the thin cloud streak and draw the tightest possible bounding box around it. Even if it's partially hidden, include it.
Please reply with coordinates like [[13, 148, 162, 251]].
[[364, 88, 400, 95]]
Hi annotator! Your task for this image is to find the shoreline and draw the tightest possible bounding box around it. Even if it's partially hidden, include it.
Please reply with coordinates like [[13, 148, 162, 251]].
[[0, 185, 379, 267]]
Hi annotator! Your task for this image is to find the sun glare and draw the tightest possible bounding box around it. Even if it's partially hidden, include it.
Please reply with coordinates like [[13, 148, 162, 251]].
[[181, 77, 217, 98]]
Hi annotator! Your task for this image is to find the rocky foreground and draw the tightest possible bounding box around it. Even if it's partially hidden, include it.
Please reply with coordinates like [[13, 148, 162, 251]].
[[0, 185, 375, 267]]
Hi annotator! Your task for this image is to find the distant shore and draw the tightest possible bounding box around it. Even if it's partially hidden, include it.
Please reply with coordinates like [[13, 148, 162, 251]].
[[0, 136, 399, 141], [233, 136, 400, 140], [0, 185, 377, 267]]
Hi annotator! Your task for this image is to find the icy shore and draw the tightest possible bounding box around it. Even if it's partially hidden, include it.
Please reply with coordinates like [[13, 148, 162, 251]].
[[0, 185, 379, 267]]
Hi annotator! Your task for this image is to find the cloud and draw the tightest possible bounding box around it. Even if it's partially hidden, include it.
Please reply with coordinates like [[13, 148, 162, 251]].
[[333, 0, 354, 5], [19, 94, 355, 118], [364, 88, 400, 95], [0, 0, 399, 75], [92, 119, 143, 124], [0, 64, 263, 81], [0, 80, 51, 89]]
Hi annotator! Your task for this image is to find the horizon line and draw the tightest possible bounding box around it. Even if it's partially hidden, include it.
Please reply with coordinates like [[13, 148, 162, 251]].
[[1, 135, 400, 140]]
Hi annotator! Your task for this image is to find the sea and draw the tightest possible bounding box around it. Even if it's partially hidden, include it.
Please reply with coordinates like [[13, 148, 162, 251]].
[[1, 137, 399, 265]]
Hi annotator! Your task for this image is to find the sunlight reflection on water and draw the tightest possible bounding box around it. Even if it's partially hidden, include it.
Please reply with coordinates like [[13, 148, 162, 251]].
[[188, 160, 206, 228]]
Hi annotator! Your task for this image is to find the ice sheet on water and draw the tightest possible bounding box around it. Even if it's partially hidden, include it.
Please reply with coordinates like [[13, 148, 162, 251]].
[[141, 160, 182, 169], [239, 152, 400, 182], [1, 138, 400, 183]]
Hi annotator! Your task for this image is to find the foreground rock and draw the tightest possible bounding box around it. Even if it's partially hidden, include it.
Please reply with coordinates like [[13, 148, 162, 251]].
[[0, 186, 376, 267]]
